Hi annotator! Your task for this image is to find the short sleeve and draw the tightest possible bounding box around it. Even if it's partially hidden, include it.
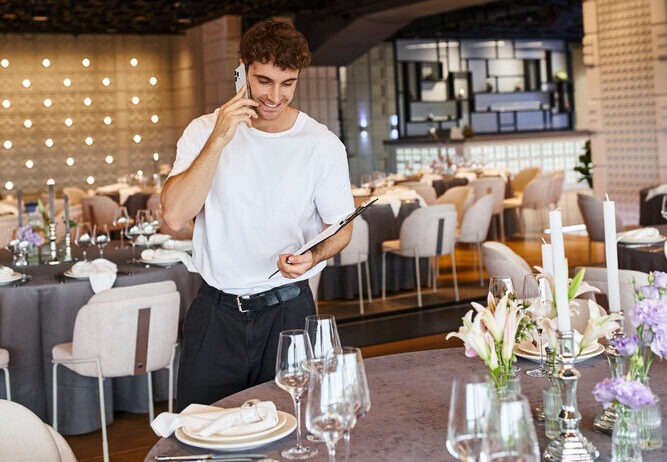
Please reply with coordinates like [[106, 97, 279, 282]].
[[168, 114, 213, 178], [314, 137, 354, 225]]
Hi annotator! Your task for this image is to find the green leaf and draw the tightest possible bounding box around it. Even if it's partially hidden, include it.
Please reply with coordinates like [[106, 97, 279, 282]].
[[569, 267, 585, 300]]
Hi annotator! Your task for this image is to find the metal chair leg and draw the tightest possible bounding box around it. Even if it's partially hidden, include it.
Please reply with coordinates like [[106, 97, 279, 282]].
[[382, 251, 387, 299], [414, 250, 422, 307], [356, 261, 364, 314], [52, 362, 59, 431], [451, 253, 459, 301], [147, 372, 154, 423], [1, 367, 10, 401], [364, 260, 372, 303]]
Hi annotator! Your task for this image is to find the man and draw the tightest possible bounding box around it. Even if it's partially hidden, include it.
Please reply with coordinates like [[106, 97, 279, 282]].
[[161, 18, 354, 410]]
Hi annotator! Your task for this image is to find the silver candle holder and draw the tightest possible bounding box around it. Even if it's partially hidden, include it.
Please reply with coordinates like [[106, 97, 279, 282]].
[[47, 222, 60, 265], [593, 314, 625, 434], [63, 228, 73, 262], [543, 330, 599, 461]]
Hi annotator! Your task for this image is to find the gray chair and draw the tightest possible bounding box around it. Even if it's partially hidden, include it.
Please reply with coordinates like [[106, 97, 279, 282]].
[[52, 281, 180, 462], [436, 185, 474, 226], [471, 177, 507, 240], [457, 194, 495, 287], [577, 193, 624, 262], [511, 167, 541, 195], [503, 176, 553, 236], [482, 241, 533, 298], [0, 348, 10, 400]]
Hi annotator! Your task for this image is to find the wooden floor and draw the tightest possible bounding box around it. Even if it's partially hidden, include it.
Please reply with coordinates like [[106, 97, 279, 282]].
[[63, 233, 604, 461]]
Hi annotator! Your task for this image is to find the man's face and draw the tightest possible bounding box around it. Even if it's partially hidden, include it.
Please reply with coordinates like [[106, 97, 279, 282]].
[[247, 61, 299, 123]]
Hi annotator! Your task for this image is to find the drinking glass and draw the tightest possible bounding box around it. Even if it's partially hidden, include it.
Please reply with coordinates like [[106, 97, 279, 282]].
[[275, 330, 317, 460], [124, 224, 142, 263], [305, 353, 354, 462], [446, 376, 493, 461], [112, 206, 131, 248], [4, 227, 28, 267], [488, 276, 515, 303], [338, 347, 371, 461], [522, 274, 549, 377], [136, 209, 157, 247], [662, 196, 667, 221], [480, 394, 540, 462], [94, 224, 110, 259], [74, 222, 94, 261]]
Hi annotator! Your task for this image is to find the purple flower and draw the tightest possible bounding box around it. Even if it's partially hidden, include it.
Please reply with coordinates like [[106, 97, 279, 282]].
[[17, 225, 44, 246], [650, 331, 667, 359], [652, 271, 667, 289], [594, 377, 655, 410], [631, 299, 667, 332], [593, 378, 616, 408], [611, 334, 638, 356], [637, 284, 661, 301]]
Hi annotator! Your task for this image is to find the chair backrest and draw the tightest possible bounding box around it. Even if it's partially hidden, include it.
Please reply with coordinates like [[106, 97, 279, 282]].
[[482, 241, 532, 296], [458, 194, 495, 244], [404, 182, 437, 205], [146, 193, 161, 213], [0, 399, 71, 461], [327, 216, 369, 266], [63, 187, 87, 206], [512, 167, 541, 193], [548, 170, 565, 205], [436, 185, 474, 221], [80, 196, 120, 229], [399, 204, 458, 257], [577, 193, 624, 243], [575, 266, 648, 311], [54, 204, 83, 240], [0, 214, 19, 235], [71, 281, 180, 377], [471, 177, 506, 214], [520, 176, 553, 210]]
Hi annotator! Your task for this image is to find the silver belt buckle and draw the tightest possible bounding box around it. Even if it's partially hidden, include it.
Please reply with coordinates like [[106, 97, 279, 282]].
[[236, 295, 250, 313]]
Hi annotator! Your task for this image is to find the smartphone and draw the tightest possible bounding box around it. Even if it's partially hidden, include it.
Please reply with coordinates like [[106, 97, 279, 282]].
[[234, 63, 249, 98]]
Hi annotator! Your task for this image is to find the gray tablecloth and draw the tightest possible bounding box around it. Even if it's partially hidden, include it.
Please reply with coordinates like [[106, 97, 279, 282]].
[[639, 186, 665, 226], [0, 245, 201, 434], [143, 348, 667, 461], [617, 224, 667, 273]]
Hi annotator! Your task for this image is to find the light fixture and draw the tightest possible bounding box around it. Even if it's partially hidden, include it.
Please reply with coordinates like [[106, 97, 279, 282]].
[[131, 96, 140, 105], [152, 152, 159, 161], [23, 119, 32, 128], [133, 134, 142, 143], [45, 138, 54, 148], [63, 78, 71, 87], [82, 58, 91, 68], [105, 155, 114, 164], [25, 160, 34, 168], [149, 76, 157, 85], [83, 97, 92, 106], [102, 77, 111, 86], [22, 79, 31, 88], [64, 117, 73, 127], [1, 99, 10, 109], [85, 136, 94, 145], [86, 176, 95, 185], [150, 114, 159, 123], [103, 116, 112, 125], [3, 140, 12, 149], [4, 181, 14, 190], [66, 157, 75, 166], [0, 59, 8, 68], [41, 58, 51, 68], [130, 58, 138, 67], [46, 178, 55, 185], [137, 169, 143, 177], [31, 6, 48, 21], [43, 98, 53, 108]]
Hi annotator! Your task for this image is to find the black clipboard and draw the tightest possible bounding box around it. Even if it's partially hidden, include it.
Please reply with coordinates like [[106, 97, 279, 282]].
[[268, 198, 378, 279]]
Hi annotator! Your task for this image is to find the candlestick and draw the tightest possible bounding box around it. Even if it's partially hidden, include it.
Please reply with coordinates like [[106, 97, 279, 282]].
[[48, 183, 55, 223], [64, 194, 70, 227], [47, 222, 60, 265], [594, 316, 625, 434], [63, 230, 73, 262], [549, 209, 571, 332], [17, 188, 23, 228], [603, 197, 621, 312]]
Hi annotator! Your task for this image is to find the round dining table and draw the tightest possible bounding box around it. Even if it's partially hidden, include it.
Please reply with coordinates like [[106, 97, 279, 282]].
[[144, 348, 667, 461], [617, 224, 667, 273], [0, 243, 202, 434]]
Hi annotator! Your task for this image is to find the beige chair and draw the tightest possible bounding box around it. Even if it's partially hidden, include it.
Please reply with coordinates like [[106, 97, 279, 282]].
[[52, 281, 180, 462], [402, 181, 437, 205], [54, 204, 83, 240], [482, 241, 533, 298], [577, 193, 625, 262], [547, 170, 565, 209], [326, 217, 372, 314], [0, 348, 10, 400], [471, 177, 507, 240], [436, 185, 474, 225], [503, 176, 553, 236], [63, 187, 88, 206], [0, 399, 77, 462], [575, 266, 648, 315], [457, 194, 495, 287], [80, 196, 121, 231], [382, 204, 459, 306], [511, 167, 541, 195]]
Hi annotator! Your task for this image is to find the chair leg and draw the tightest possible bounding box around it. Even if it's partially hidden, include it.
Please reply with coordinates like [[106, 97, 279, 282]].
[[52, 362, 59, 431], [381, 251, 387, 299], [451, 253, 459, 301], [477, 242, 484, 287], [147, 372, 155, 423], [168, 344, 177, 414], [364, 260, 372, 304], [432, 257, 438, 292], [95, 360, 110, 462], [414, 251, 422, 307], [356, 261, 364, 314], [2, 367, 10, 401]]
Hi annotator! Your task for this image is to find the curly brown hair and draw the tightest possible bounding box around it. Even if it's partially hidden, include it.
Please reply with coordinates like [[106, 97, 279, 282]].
[[239, 18, 311, 70]]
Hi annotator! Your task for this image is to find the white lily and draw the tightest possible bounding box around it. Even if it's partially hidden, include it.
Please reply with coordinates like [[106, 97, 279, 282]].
[[478, 296, 507, 342], [579, 299, 623, 355], [502, 304, 524, 361], [446, 309, 494, 362]]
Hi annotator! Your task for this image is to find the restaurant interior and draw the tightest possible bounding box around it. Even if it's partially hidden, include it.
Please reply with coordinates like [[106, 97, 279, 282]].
[[0, 0, 666, 461]]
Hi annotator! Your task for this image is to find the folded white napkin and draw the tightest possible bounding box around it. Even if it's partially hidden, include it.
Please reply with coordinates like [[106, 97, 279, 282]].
[[617, 227, 662, 243], [0, 266, 15, 281], [141, 249, 197, 272], [71, 259, 117, 293], [162, 239, 193, 252], [151, 401, 279, 438], [147, 233, 171, 246], [351, 187, 371, 197], [373, 187, 426, 216], [645, 184, 667, 202]]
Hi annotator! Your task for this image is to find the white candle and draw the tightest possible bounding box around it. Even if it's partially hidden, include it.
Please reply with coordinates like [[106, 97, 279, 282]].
[[549, 209, 571, 332], [604, 198, 621, 312], [48, 183, 55, 223], [541, 243, 554, 276]]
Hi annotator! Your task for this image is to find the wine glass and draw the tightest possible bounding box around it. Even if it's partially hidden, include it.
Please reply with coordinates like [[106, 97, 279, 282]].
[[74, 222, 94, 261], [94, 224, 110, 259], [275, 330, 318, 460], [523, 274, 550, 378], [124, 224, 142, 263], [305, 353, 354, 462], [112, 206, 131, 248], [446, 375, 493, 461], [662, 196, 667, 221], [488, 276, 515, 303], [338, 347, 371, 461], [480, 393, 540, 462]]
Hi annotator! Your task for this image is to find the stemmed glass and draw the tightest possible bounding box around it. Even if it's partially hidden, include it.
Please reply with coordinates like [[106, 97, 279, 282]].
[[125, 223, 142, 263], [74, 222, 95, 262], [137, 209, 158, 248], [275, 330, 318, 460], [338, 347, 371, 461], [661, 196, 667, 221], [446, 375, 494, 461], [4, 227, 29, 267], [523, 274, 550, 377], [489, 276, 515, 303], [112, 206, 131, 248], [305, 352, 355, 462], [94, 224, 110, 259], [480, 394, 540, 462]]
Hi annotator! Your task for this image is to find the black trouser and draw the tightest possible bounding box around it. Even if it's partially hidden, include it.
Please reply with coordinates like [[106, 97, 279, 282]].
[[176, 279, 315, 411]]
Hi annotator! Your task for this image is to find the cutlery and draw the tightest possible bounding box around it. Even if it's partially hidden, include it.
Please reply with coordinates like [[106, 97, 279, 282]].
[[154, 454, 268, 461]]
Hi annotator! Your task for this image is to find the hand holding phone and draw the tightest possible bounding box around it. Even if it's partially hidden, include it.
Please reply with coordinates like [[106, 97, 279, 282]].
[[234, 63, 249, 98]]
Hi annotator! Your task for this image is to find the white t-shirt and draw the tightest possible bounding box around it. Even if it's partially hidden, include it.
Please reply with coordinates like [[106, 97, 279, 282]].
[[170, 110, 354, 295]]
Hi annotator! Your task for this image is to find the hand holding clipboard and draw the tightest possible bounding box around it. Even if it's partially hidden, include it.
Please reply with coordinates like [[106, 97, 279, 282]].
[[268, 198, 378, 279]]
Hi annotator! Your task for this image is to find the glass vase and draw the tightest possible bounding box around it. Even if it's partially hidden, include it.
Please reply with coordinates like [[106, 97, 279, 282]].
[[543, 378, 561, 440], [611, 406, 642, 462], [638, 394, 663, 450]]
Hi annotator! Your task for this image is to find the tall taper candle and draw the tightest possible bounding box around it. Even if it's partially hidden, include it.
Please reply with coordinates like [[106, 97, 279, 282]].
[[48, 183, 55, 223], [17, 188, 22, 228], [64, 194, 70, 229], [541, 242, 554, 275], [549, 209, 571, 332], [603, 198, 621, 312]]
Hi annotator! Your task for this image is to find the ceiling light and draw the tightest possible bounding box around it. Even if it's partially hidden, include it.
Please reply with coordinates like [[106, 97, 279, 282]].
[[25, 160, 34, 168], [105, 155, 114, 164], [130, 58, 138, 67], [43, 98, 53, 108], [46, 178, 55, 185], [104, 116, 112, 125], [137, 170, 143, 176], [66, 157, 75, 166], [63, 78, 71, 87], [131, 96, 140, 105], [0, 59, 8, 68], [64, 117, 73, 127], [153, 152, 159, 161], [1, 100, 10, 109], [4, 181, 14, 190], [81, 58, 90, 68], [31, 8, 48, 21], [102, 77, 111, 86], [86, 176, 95, 185], [23, 119, 32, 128], [83, 97, 92, 106], [85, 136, 94, 145], [45, 138, 54, 147], [133, 134, 142, 143], [151, 114, 159, 123], [3, 140, 12, 150], [42, 58, 51, 68], [149, 76, 158, 85], [22, 79, 31, 88]]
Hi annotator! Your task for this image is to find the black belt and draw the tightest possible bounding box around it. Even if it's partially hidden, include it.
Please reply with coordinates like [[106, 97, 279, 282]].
[[206, 280, 307, 313]]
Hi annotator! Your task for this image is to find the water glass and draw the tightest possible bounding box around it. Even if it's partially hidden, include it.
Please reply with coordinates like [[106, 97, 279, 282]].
[[112, 206, 131, 248], [337, 347, 371, 460], [95, 224, 110, 259], [481, 393, 540, 461], [74, 222, 94, 261], [446, 376, 493, 461], [488, 276, 515, 303], [543, 384, 561, 440]]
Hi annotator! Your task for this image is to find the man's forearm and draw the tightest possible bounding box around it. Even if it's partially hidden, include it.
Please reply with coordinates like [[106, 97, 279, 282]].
[[310, 224, 353, 266]]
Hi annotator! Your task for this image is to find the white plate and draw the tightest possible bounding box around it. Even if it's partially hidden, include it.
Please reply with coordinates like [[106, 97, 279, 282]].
[[174, 411, 296, 451], [517, 340, 598, 357], [139, 258, 180, 267], [181, 412, 287, 442], [0, 272, 23, 286], [162, 240, 193, 252], [617, 233, 666, 245], [514, 343, 604, 363], [64, 269, 91, 280]]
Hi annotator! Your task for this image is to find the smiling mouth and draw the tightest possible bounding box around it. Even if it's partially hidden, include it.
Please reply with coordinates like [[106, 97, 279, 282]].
[[260, 100, 280, 110]]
